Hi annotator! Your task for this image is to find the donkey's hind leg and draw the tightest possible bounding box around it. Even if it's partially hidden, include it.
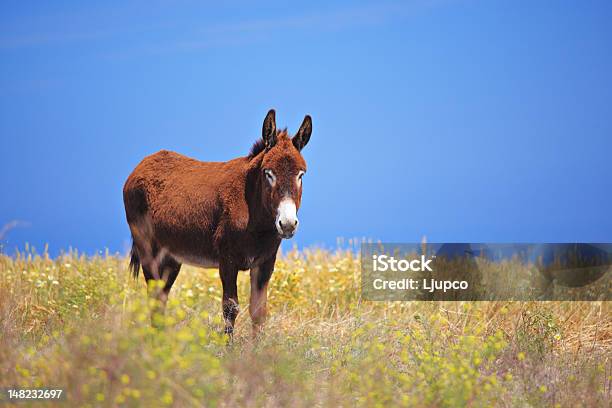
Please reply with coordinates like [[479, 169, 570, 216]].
[[159, 255, 182, 305], [136, 245, 172, 325], [148, 256, 181, 328], [143, 253, 181, 303]]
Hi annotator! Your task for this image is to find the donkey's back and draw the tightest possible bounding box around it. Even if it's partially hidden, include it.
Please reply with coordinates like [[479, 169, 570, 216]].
[[124, 149, 243, 275]]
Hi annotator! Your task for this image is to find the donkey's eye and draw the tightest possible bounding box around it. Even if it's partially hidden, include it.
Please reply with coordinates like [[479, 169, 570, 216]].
[[264, 169, 276, 186], [297, 171, 305, 184]]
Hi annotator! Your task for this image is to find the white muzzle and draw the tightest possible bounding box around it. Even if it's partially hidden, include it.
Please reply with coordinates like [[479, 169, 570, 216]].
[[276, 198, 298, 238]]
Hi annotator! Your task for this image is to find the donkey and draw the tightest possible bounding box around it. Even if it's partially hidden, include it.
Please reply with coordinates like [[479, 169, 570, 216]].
[[123, 109, 311, 334]]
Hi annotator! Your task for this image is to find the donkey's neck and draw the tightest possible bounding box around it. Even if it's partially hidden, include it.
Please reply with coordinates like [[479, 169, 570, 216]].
[[244, 157, 275, 232]]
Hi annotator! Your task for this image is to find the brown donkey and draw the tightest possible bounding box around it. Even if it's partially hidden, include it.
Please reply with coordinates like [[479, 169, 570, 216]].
[[123, 110, 311, 334]]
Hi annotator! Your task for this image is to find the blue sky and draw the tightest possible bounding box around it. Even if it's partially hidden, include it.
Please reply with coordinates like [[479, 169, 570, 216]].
[[1, 1, 611, 256]]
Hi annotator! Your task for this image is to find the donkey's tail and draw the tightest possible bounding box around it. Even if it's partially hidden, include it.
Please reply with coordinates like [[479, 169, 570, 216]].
[[129, 242, 140, 279]]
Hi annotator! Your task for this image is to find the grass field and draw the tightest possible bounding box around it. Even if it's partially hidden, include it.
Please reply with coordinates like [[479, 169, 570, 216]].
[[0, 246, 610, 407]]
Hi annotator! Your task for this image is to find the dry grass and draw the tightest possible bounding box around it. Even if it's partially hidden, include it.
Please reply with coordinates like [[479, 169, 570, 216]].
[[0, 247, 610, 407]]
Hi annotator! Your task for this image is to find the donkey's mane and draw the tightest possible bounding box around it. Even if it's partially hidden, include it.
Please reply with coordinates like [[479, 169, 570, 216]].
[[248, 128, 288, 158]]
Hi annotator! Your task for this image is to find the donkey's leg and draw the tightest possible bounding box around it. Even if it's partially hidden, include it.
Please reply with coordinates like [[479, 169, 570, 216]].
[[138, 246, 174, 326], [249, 257, 275, 336], [140, 246, 163, 295], [219, 261, 239, 336], [159, 255, 182, 305], [141, 260, 166, 327]]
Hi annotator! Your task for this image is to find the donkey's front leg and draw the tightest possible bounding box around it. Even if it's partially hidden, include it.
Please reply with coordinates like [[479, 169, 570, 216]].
[[249, 257, 275, 336], [219, 261, 239, 336]]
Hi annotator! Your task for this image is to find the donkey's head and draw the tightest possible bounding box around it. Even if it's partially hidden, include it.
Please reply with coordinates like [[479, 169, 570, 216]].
[[256, 109, 312, 239]]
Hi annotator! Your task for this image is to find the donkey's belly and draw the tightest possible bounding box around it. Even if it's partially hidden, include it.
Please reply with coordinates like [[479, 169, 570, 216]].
[[170, 251, 219, 269]]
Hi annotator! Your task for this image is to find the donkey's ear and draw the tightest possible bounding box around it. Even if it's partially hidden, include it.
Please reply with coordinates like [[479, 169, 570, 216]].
[[262, 109, 277, 150], [293, 115, 312, 151]]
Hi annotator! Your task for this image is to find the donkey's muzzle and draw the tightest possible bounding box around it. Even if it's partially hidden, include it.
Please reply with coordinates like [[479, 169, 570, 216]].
[[276, 198, 298, 239], [277, 218, 298, 239]]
